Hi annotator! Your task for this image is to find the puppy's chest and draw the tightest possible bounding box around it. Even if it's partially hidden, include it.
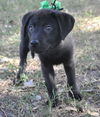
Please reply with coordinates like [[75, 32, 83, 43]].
[[39, 52, 70, 65]]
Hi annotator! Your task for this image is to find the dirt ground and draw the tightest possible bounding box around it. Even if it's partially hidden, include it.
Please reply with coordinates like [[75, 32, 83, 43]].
[[0, 0, 100, 117]]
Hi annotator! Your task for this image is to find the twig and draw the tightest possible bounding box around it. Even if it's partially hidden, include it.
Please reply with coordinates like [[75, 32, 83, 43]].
[[81, 89, 100, 93], [0, 108, 7, 117]]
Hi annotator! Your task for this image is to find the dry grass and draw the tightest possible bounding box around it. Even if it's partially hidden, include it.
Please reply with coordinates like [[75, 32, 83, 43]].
[[0, 0, 100, 117]]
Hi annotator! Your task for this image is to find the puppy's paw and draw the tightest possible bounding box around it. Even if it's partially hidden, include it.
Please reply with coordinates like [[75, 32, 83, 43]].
[[46, 98, 59, 107], [68, 90, 82, 101], [13, 78, 23, 86]]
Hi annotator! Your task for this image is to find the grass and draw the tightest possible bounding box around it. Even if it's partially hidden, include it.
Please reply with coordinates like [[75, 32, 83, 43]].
[[0, 0, 100, 117]]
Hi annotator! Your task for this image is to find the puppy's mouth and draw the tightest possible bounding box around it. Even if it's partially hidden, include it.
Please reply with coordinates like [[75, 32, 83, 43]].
[[30, 43, 59, 54], [34, 50, 43, 53], [30, 47, 42, 54]]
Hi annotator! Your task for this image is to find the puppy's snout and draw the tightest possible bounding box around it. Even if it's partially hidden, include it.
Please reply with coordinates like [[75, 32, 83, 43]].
[[31, 40, 39, 47]]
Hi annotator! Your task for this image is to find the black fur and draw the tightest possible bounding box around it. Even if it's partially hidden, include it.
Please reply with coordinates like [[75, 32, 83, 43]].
[[16, 9, 82, 107]]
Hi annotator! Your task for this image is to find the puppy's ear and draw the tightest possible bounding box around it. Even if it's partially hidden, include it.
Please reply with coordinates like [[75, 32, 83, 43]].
[[21, 12, 33, 40], [55, 12, 75, 40]]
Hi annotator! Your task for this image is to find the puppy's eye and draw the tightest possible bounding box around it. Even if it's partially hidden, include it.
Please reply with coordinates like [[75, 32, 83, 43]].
[[28, 25, 34, 32], [44, 25, 53, 32]]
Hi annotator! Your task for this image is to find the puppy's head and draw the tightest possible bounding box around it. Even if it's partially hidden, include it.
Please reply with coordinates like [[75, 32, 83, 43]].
[[21, 9, 75, 54]]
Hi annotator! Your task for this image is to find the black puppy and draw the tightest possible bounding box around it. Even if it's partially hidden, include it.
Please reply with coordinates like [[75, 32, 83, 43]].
[[16, 9, 82, 106]]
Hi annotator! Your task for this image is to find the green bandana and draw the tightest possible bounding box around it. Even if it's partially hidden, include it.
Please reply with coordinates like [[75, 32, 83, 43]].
[[39, 0, 63, 10]]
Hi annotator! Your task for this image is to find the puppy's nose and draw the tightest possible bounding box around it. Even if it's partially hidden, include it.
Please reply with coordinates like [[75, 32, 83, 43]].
[[31, 40, 39, 47]]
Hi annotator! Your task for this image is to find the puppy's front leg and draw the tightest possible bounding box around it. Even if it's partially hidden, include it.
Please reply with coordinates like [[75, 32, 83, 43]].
[[41, 63, 58, 107], [63, 60, 82, 101], [14, 41, 29, 85]]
